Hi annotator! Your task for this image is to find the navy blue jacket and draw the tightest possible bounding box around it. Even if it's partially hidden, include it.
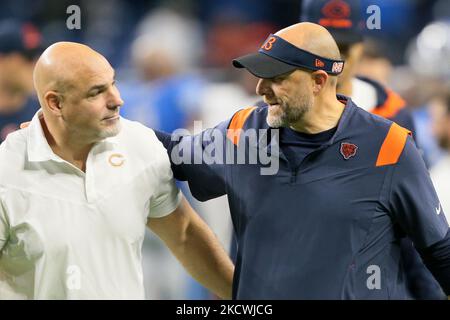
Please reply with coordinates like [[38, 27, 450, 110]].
[[157, 96, 450, 299], [355, 77, 445, 299]]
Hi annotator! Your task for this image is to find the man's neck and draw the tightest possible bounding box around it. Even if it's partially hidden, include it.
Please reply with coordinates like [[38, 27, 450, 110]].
[[337, 79, 353, 97], [289, 94, 345, 134], [40, 117, 94, 172]]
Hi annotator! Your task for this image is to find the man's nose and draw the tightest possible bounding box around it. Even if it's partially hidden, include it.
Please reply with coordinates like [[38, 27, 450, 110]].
[[108, 86, 124, 109], [256, 78, 271, 96]]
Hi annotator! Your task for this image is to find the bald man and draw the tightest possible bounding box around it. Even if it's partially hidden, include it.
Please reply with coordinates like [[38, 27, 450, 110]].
[[0, 42, 233, 299], [301, 0, 443, 300], [155, 22, 450, 299]]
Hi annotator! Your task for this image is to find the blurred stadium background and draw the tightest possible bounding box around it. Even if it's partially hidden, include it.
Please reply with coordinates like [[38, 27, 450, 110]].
[[0, 0, 449, 299]]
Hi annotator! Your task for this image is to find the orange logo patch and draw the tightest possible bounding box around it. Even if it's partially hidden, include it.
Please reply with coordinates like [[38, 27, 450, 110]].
[[315, 59, 325, 68]]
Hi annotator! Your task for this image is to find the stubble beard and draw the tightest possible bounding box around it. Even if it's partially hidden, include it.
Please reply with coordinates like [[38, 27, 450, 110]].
[[98, 119, 122, 139], [266, 94, 313, 128]]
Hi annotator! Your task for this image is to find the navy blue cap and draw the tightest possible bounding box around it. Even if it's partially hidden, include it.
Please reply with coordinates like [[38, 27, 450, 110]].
[[232, 34, 345, 78], [301, 0, 364, 44], [0, 20, 42, 59]]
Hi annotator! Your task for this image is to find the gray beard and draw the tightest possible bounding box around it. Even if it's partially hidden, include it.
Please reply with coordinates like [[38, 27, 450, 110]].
[[266, 103, 311, 128], [97, 120, 122, 139]]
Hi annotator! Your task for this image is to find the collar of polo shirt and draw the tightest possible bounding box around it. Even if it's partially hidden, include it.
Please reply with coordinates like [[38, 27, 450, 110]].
[[26, 109, 120, 163]]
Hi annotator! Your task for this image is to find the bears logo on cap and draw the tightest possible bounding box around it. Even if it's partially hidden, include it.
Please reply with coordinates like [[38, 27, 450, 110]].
[[319, 0, 353, 28]]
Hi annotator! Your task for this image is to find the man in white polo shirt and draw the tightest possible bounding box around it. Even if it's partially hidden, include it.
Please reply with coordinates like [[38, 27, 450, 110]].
[[0, 42, 234, 299]]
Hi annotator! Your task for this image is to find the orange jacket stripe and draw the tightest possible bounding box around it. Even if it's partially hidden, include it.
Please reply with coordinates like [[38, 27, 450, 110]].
[[226, 107, 257, 146], [376, 122, 411, 167], [371, 89, 406, 119]]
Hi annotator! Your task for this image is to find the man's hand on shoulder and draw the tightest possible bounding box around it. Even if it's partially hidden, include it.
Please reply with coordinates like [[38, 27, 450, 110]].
[[20, 122, 30, 129]]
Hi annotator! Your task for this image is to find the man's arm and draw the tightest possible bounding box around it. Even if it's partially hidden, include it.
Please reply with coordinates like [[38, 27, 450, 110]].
[[147, 133, 233, 299], [416, 229, 450, 299], [148, 197, 234, 299], [0, 188, 8, 252], [388, 135, 450, 296], [154, 122, 229, 201]]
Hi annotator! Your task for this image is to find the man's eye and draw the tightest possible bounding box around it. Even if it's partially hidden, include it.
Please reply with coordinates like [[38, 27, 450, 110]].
[[89, 89, 104, 97], [273, 76, 284, 83]]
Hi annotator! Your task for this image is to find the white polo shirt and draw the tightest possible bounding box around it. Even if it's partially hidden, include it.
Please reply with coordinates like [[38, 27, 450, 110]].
[[0, 111, 181, 299]]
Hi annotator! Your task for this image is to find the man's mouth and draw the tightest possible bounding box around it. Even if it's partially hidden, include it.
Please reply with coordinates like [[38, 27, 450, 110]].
[[265, 98, 280, 107], [103, 115, 119, 121]]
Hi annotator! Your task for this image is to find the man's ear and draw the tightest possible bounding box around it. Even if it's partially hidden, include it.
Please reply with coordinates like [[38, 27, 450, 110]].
[[311, 70, 328, 95], [44, 91, 63, 116]]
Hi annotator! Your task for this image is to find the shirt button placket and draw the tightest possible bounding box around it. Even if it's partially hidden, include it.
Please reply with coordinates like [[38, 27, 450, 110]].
[[84, 153, 96, 203]]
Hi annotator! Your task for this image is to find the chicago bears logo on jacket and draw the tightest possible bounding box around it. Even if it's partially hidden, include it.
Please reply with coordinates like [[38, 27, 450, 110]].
[[340, 142, 358, 160]]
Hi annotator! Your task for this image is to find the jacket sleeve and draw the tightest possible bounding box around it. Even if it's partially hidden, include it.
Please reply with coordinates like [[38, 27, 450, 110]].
[[388, 135, 450, 294], [153, 119, 231, 202], [0, 187, 9, 252]]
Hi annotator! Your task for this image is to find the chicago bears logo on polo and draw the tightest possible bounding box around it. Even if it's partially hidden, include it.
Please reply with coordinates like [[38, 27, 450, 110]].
[[340, 142, 358, 160], [108, 153, 125, 167]]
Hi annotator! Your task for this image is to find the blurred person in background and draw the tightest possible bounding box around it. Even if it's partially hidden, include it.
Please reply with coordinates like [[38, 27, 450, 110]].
[[430, 90, 450, 223], [404, 19, 450, 168], [356, 38, 393, 87], [301, 0, 445, 299], [389, 69, 446, 169], [301, 0, 415, 133], [0, 20, 42, 143], [120, 7, 204, 133]]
